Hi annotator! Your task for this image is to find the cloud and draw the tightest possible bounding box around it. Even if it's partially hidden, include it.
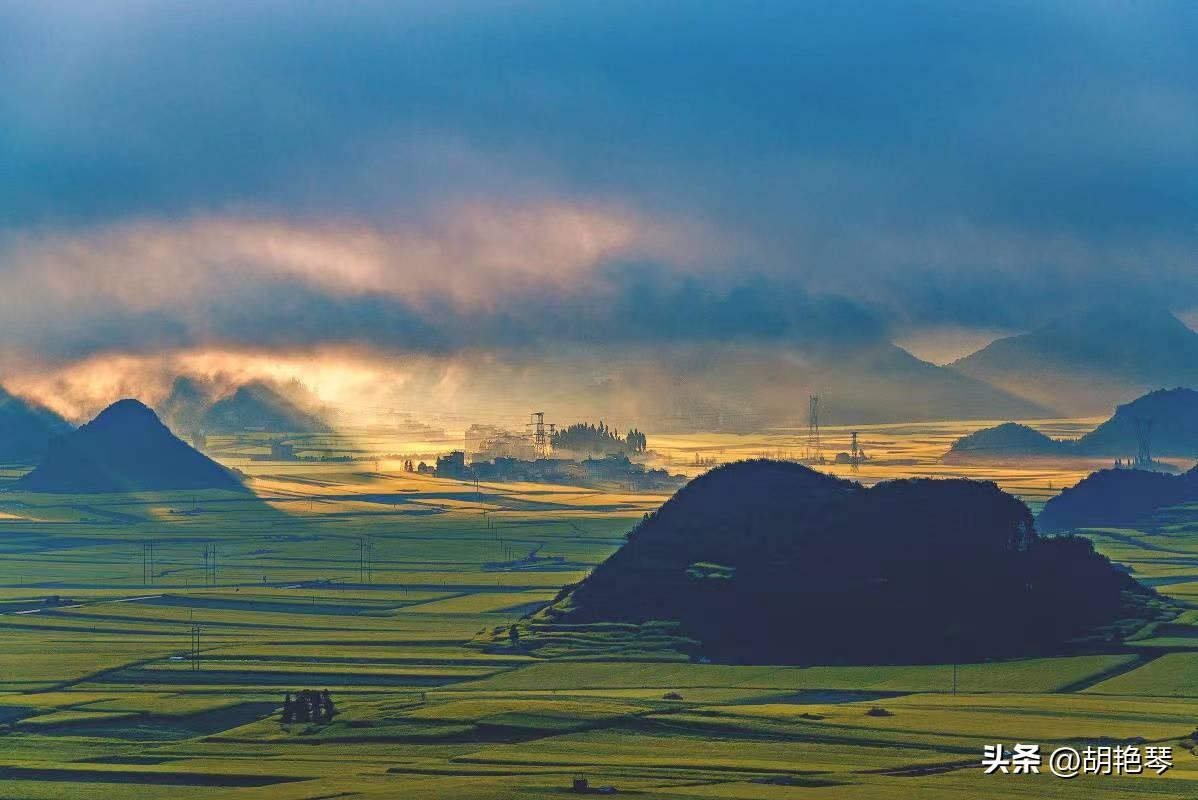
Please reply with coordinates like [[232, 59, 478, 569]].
[[1, 0, 1197, 370], [0, 204, 870, 363]]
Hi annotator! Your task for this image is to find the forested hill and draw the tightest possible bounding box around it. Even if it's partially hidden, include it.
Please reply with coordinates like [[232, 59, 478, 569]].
[[944, 422, 1067, 460], [528, 460, 1150, 664], [1038, 466, 1198, 533]]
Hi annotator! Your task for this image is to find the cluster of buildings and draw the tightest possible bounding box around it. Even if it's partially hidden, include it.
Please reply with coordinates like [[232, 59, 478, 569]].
[[430, 450, 682, 490]]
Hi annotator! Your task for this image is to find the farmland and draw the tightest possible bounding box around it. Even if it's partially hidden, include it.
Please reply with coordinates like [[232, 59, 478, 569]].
[[1, 427, 1198, 798]]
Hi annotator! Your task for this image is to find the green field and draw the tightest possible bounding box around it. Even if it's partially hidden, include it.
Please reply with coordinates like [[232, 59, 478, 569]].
[[2, 446, 1198, 798]]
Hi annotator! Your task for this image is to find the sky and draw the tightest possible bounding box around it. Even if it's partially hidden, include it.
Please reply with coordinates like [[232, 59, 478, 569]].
[[1, 1, 1196, 421]]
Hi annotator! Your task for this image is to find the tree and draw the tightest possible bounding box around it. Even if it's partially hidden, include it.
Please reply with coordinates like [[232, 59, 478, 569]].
[[295, 691, 311, 722], [281, 692, 294, 723]]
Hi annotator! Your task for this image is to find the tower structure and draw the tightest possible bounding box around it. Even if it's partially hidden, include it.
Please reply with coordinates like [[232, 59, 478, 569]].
[[805, 395, 822, 463], [1135, 417, 1154, 467], [529, 412, 551, 459]]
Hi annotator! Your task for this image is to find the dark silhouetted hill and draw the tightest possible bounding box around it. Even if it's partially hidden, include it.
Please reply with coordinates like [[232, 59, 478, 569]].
[[1073, 387, 1198, 457], [951, 306, 1198, 415], [201, 381, 330, 434], [1038, 466, 1198, 533], [17, 399, 243, 493], [531, 460, 1144, 664], [944, 422, 1066, 460], [0, 386, 72, 462]]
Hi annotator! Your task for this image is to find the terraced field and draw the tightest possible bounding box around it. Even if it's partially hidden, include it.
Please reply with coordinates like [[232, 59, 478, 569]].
[[1, 439, 1198, 798]]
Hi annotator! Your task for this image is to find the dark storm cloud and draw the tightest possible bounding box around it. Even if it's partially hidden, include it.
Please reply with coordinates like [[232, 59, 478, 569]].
[[13, 262, 885, 362], [1, 0, 1197, 356]]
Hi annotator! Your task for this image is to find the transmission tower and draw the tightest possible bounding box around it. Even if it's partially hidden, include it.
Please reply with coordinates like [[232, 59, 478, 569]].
[[529, 412, 550, 458], [805, 395, 823, 464], [850, 431, 860, 471], [1135, 417, 1154, 467]]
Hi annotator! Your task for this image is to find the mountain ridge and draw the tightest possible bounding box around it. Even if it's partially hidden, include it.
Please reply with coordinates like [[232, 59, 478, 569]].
[[944, 387, 1198, 461], [951, 307, 1198, 415]]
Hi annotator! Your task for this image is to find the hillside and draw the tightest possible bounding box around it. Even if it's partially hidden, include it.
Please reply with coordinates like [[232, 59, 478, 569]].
[[522, 460, 1146, 664], [951, 306, 1198, 415], [17, 399, 243, 493], [0, 386, 72, 462], [1038, 466, 1198, 533], [944, 422, 1066, 460], [813, 343, 1056, 422], [201, 381, 330, 434], [1073, 387, 1198, 457], [157, 376, 211, 436]]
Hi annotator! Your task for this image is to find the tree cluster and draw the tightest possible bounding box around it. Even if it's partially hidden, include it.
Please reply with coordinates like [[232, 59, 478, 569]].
[[551, 421, 647, 455], [281, 689, 337, 724]]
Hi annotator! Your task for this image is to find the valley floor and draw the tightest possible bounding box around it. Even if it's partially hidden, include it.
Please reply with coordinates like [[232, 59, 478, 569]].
[[1, 436, 1197, 798]]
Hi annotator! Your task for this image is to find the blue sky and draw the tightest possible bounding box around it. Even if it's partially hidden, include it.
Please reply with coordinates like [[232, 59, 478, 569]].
[[1, 1, 1196, 400]]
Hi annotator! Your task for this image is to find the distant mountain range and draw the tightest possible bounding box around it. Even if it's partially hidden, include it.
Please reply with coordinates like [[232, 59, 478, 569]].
[[654, 305, 1198, 428], [17, 399, 243, 493], [512, 460, 1146, 664], [633, 341, 1053, 430], [802, 343, 1055, 423], [158, 377, 330, 435], [0, 386, 72, 463], [945, 387, 1198, 462], [951, 307, 1198, 416]]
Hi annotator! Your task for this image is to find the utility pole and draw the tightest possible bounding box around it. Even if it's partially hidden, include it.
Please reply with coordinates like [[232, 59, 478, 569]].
[[190, 625, 202, 671], [202, 544, 217, 585], [143, 541, 156, 586], [356, 536, 374, 584]]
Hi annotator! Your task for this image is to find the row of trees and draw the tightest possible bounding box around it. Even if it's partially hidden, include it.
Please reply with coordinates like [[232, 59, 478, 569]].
[[552, 421, 647, 455]]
